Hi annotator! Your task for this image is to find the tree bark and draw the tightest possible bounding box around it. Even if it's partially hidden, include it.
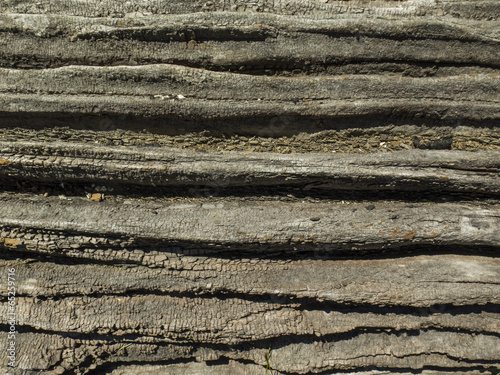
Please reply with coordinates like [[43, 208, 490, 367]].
[[0, 0, 499, 374], [1, 142, 500, 194]]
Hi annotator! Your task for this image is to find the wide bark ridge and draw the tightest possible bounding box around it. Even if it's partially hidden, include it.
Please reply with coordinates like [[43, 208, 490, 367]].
[[0, 1, 499, 375]]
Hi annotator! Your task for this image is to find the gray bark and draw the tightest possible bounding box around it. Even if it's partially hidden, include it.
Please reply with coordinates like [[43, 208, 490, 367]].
[[0, 0, 499, 374], [1, 1, 500, 133], [1, 142, 500, 194], [2, 255, 499, 307], [1, 194, 500, 249]]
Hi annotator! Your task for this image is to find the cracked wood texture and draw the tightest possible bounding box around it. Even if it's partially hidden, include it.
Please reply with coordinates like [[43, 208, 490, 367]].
[[0, 0, 500, 374]]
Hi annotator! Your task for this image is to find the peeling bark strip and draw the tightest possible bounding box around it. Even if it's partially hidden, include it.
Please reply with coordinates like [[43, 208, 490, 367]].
[[1, 194, 499, 249], [1, 1, 500, 374], [1, 142, 499, 193]]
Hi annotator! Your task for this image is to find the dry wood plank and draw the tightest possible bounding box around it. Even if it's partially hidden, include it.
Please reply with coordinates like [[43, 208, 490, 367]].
[[2, 65, 499, 102], [6, 294, 496, 343], [109, 364, 500, 375], [2, 93, 499, 134], [1, 2, 499, 132], [1, 0, 500, 20], [0, 64, 498, 132]]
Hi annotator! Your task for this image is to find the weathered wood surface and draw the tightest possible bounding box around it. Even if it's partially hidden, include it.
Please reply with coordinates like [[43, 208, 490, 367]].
[[0, 65, 499, 131], [2, 254, 499, 307], [1, 0, 500, 133], [1, 142, 500, 194], [1, 194, 500, 250], [1, 0, 500, 374]]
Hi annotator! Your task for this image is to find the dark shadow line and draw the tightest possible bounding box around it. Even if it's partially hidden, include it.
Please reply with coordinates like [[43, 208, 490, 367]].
[[2, 176, 500, 202], [2, 238, 500, 264], [1, 111, 499, 137]]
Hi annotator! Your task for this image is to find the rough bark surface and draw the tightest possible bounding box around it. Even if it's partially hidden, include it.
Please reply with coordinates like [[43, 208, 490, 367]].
[[0, 1, 499, 375]]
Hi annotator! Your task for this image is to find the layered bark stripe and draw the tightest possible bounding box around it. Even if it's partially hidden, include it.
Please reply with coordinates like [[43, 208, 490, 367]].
[[1, 143, 499, 193], [1, 255, 499, 307], [1, 195, 499, 248]]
